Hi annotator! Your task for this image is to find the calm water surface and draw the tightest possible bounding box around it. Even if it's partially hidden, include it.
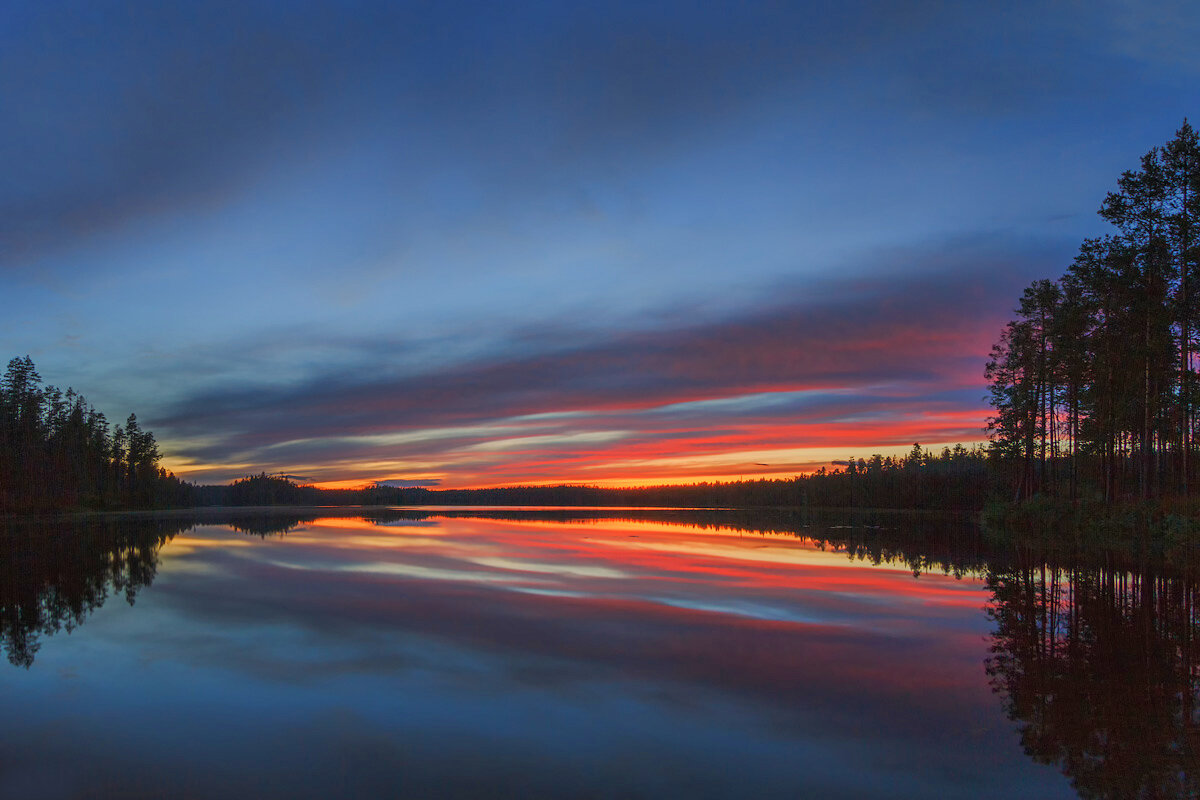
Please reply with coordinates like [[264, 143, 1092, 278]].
[[1, 508, 1192, 798]]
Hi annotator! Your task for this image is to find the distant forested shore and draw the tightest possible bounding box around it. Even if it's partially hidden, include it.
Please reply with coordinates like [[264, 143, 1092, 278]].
[[192, 442, 992, 511]]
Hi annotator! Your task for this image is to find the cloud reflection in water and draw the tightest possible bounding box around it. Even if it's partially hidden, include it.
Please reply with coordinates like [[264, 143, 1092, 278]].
[[0, 513, 1072, 799]]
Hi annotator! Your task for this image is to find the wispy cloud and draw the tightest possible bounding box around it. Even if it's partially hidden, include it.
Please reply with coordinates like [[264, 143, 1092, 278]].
[[156, 251, 1040, 485]]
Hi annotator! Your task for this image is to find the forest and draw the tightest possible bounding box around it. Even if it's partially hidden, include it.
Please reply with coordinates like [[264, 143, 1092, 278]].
[[163, 442, 991, 511], [0, 356, 191, 512], [986, 121, 1200, 504]]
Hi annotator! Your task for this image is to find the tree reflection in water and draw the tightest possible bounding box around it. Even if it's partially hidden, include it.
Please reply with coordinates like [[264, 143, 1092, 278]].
[[6, 507, 1200, 797], [0, 512, 314, 668], [986, 551, 1200, 799], [0, 507, 989, 671], [0, 516, 183, 667]]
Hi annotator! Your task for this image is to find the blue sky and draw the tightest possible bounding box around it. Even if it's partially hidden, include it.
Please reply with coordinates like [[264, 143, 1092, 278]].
[[3, 0, 1198, 486]]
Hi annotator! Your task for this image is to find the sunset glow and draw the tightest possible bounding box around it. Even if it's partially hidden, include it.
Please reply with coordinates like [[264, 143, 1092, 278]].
[[6, 5, 1197, 797], [3, 1, 1194, 488]]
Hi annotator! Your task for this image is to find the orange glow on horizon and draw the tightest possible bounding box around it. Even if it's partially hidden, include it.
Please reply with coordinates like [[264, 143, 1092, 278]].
[[167, 435, 989, 490], [434, 436, 986, 490], [159, 393, 991, 490], [306, 478, 379, 491]]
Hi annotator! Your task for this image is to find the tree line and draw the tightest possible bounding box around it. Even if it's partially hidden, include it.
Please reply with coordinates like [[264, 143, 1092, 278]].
[[199, 442, 990, 511], [0, 356, 190, 512], [987, 121, 1200, 503]]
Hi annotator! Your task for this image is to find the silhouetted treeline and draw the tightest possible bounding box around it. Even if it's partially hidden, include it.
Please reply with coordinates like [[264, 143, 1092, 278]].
[[195, 473, 337, 506], [190, 443, 991, 511], [988, 121, 1200, 503], [3, 438, 990, 514], [398, 442, 988, 510], [0, 356, 190, 512]]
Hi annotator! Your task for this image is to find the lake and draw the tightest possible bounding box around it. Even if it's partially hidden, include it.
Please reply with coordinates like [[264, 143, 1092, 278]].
[[1, 507, 1194, 798]]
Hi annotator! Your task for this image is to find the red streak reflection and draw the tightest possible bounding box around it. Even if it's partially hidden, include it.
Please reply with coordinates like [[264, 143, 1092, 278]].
[[200, 513, 996, 711]]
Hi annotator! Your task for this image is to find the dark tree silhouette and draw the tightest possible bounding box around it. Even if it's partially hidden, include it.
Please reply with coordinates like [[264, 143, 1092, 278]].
[[987, 121, 1200, 503], [0, 356, 192, 511]]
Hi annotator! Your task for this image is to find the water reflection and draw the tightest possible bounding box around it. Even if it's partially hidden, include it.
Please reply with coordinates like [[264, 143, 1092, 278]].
[[1, 505, 988, 667], [0, 511, 327, 668], [0, 515, 186, 667], [2, 508, 1035, 799], [6, 508, 1196, 797], [986, 554, 1200, 799], [225, 511, 320, 537]]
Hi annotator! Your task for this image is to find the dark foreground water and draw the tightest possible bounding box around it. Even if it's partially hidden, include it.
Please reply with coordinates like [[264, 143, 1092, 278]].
[[1, 508, 1195, 798]]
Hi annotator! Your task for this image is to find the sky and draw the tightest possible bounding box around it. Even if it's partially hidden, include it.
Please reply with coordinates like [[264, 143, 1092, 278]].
[[2, 0, 1199, 488]]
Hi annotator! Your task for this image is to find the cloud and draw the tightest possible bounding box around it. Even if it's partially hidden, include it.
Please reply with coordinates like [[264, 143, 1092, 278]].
[[0, 1, 357, 264], [5, 0, 834, 266], [7, 0, 1136, 485], [0, 0, 1119, 271], [1092, 0, 1200, 71], [149, 237, 1054, 483]]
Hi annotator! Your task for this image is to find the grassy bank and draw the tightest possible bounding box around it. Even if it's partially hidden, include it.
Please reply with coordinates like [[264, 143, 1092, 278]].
[[981, 496, 1200, 562]]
